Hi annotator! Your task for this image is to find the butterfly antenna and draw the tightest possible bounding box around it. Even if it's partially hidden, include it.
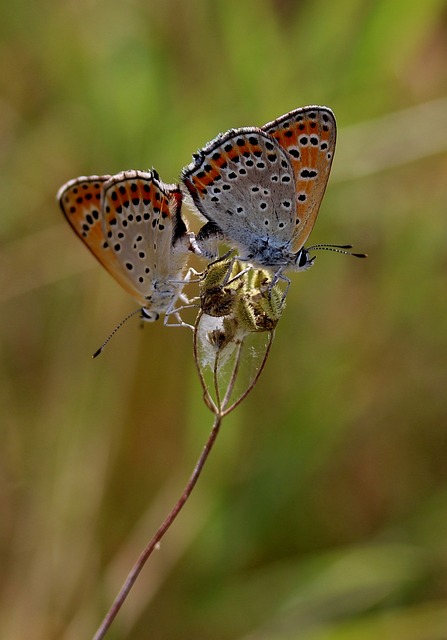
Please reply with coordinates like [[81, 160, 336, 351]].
[[308, 243, 367, 259], [92, 308, 143, 358]]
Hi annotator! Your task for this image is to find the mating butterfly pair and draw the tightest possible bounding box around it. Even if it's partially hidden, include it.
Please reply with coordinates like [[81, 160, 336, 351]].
[[58, 106, 350, 327]]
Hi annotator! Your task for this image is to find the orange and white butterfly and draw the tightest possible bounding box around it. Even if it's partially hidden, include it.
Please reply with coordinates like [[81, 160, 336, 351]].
[[58, 169, 194, 327], [182, 106, 363, 281]]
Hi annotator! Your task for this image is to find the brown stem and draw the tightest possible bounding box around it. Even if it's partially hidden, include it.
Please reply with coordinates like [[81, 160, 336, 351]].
[[92, 412, 223, 640]]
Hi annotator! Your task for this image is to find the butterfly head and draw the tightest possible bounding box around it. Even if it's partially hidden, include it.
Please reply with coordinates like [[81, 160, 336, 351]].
[[141, 308, 160, 322], [291, 247, 316, 272]]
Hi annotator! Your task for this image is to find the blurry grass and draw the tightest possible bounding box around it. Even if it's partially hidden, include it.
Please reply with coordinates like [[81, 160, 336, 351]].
[[1, 0, 447, 639]]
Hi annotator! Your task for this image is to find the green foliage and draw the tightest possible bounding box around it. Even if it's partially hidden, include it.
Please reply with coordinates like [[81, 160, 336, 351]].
[[1, 0, 447, 638]]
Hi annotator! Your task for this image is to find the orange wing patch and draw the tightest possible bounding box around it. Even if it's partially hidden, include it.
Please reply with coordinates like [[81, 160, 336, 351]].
[[263, 107, 336, 252], [58, 175, 112, 266], [58, 174, 145, 304]]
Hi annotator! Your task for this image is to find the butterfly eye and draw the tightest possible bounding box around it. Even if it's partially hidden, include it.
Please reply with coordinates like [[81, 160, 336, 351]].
[[297, 248, 309, 268], [141, 309, 160, 322]]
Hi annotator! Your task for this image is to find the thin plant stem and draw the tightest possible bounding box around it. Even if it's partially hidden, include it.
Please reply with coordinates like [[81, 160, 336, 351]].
[[92, 412, 223, 640], [213, 347, 223, 413], [222, 331, 275, 416], [220, 340, 243, 413], [193, 310, 218, 414], [212, 337, 243, 413]]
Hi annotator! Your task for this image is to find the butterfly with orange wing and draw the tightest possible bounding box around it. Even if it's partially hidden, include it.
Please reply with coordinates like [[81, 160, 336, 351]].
[[58, 169, 194, 326], [182, 106, 364, 281]]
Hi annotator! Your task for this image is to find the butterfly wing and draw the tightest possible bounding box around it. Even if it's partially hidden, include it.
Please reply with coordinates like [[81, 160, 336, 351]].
[[262, 106, 336, 253], [101, 170, 189, 310], [182, 127, 296, 257], [57, 174, 143, 300]]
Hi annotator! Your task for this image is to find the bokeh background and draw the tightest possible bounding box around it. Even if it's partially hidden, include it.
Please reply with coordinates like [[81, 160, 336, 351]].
[[2, 1, 447, 638]]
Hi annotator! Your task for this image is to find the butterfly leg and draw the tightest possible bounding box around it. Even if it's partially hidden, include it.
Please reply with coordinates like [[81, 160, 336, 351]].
[[169, 266, 202, 286], [163, 308, 194, 329], [217, 253, 255, 286], [163, 292, 197, 330], [271, 269, 291, 306], [221, 258, 252, 288]]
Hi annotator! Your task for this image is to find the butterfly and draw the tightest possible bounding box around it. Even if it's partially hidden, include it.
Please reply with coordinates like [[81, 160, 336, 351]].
[[57, 169, 194, 327], [181, 106, 363, 281]]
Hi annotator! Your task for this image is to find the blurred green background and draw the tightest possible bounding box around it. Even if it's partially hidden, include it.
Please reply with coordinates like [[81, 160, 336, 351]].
[[2, 0, 447, 638]]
